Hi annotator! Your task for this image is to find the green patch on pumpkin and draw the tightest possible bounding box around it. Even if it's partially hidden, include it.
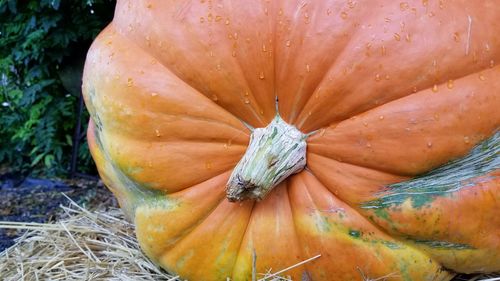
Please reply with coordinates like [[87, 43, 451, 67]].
[[412, 239, 475, 250], [348, 229, 361, 238], [361, 132, 499, 210]]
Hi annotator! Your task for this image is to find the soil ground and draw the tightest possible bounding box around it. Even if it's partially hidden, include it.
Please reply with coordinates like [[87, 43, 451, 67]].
[[0, 172, 116, 251]]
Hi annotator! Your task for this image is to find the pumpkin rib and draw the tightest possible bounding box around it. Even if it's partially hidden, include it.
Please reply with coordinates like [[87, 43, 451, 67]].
[[84, 25, 254, 139], [307, 65, 500, 176], [284, 177, 314, 279], [307, 151, 407, 178], [297, 64, 499, 133], [158, 199, 255, 280], [305, 152, 407, 204], [228, 202, 256, 280], [153, 195, 228, 260], [296, 168, 404, 244], [287, 171, 451, 281], [277, 21, 355, 125], [112, 1, 278, 127], [297, 63, 498, 132], [274, 0, 362, 126], [284, 40, 351, 126], [111, 23, 269, 127], [135, 171, 231, 264], [224, 32, 275, 127], [101, 132, 247, 194]]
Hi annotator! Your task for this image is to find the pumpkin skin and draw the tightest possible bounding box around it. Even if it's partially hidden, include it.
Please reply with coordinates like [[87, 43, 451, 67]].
[[82, 0, 500, 280]]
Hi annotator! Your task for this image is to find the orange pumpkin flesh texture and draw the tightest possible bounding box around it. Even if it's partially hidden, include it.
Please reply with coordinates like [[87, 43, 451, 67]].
[[83, 0, 500, 280]]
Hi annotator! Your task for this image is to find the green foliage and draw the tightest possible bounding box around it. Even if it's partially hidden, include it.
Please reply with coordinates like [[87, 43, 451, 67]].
[[0, 0, 115, 176]]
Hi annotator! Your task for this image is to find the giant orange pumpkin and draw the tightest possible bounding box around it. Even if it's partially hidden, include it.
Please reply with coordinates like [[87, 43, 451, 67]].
[[83, 0, 500, 280]]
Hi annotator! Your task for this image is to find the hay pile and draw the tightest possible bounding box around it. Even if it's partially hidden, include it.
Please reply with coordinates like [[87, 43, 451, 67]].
[[0, 200, 176, 281], [0, 198, 498, 281]]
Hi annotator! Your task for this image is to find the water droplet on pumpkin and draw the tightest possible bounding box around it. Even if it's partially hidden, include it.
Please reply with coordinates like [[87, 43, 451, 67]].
[[463, 136, 470, 144], [340, 11, 348, 19], [200, 17, 205, 23], [285, 40, 291, 47], [394, 33, 401, 41], [225, 19, 230, 25], [205, 161, 212, 169], [259, 71, 265, 80], [155, 129, 161, 137], [306, 64, 310, 72], [207, 13, 213, 22], [260, 109, 264, 115], [478, 73, 486, 81], [216, 64, 221, 71], [363, 122, 368, 127], [215, 15, 222, 22], [433, 113, 440, 121], [308, 111, 312, 116], [244, 98, 250, 104], [432, 84, 438, 92], [211, 94, 218, 102], [151, 92, 158, 97], [484, 43, 491, 52], [412, 86, 418, 93], [379, 115, 384, 120], [446, 80, 454, 89], [262, 44, 267, 52], [127, 78, 133, 87], [366, 142, 372, 148], [384, 74, 390, 80], [427, 141, 433, 148], [490, 60, 495, 68], [375, 74, 381, 81]]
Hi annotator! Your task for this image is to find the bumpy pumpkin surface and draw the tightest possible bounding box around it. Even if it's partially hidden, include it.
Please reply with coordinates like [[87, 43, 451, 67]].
[[83, 1, 500, 280]]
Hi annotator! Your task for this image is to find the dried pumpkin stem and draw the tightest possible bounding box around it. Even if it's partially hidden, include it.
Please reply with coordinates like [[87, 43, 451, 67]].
[[226, 115, 307, 201]]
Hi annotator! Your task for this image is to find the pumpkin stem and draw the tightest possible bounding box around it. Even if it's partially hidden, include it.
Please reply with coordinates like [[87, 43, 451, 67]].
[[226, 115, 307, 201]]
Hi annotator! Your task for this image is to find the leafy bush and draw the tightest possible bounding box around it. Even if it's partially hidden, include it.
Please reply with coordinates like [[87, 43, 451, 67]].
[[0, 0, 115, 176]]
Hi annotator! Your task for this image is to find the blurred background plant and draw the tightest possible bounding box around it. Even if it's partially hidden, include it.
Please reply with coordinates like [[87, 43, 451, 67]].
[[0, 0, 115, 177]]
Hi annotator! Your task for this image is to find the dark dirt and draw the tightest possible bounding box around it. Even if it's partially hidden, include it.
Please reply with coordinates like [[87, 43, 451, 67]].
[[0, 172, 117, 252]]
